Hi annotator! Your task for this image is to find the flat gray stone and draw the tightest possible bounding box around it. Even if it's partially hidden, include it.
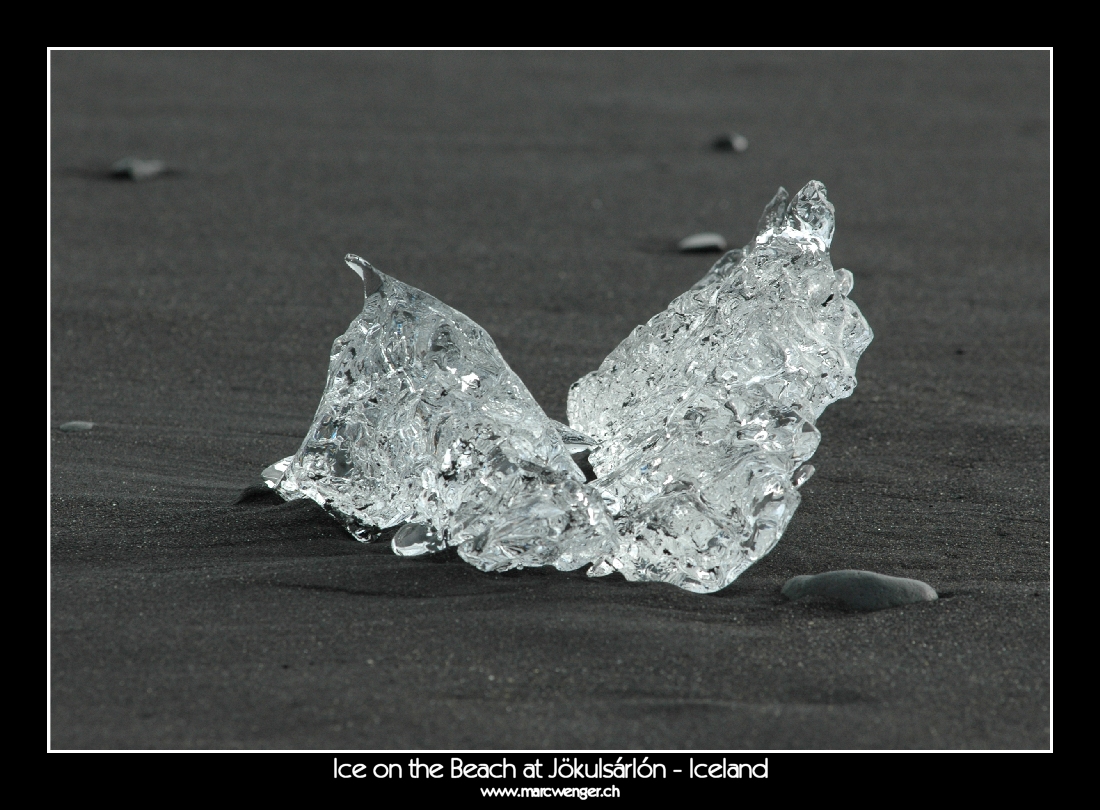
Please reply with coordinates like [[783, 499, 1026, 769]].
[[59, 421, 95, 432], [111, 157, 168, 181], [678, 232, 727, 253], [782, 570, 938, 611]]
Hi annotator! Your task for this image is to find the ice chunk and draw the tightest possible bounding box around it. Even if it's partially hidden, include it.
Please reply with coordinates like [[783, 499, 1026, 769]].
[[265, 181, 870, 594], [568, 181, 873, 593], [551, 419, 599, 482], [273, 254, 617, 571], [261, 455, 293, 489], [391, 523, 446, 557], [691, 248, 744, 291]]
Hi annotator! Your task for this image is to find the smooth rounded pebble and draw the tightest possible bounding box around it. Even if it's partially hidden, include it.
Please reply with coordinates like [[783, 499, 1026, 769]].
[[111, 157, 167, 181], [712, 133, 749, 153], [59, 421, 95, 432], [678, 232, 727, 253], [781, 570, 938, 611]]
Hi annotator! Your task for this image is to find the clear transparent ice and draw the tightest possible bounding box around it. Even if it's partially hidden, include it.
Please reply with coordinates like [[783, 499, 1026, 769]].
[[270, 255, 617, 573], [569, 182, 873, 592], [265, 181, 872, 593]]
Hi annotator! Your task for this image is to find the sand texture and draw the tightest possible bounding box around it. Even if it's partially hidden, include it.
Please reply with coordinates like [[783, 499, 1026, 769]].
[[50, 51, 1050, 749]]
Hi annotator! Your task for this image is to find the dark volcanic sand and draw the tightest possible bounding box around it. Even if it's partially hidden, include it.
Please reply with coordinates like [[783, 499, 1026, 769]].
[[50, 51, 1050, 749]]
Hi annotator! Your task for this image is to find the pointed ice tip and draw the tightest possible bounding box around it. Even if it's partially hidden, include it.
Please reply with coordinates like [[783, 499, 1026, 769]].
[[789, 181, 835, 248], [345, 253, 384, 296], [756, 187, 790, 238], [345, 253, 368, 279]]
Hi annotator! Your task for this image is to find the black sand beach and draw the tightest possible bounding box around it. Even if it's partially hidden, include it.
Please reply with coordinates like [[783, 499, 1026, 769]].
[[50, 51, 1050, 749]]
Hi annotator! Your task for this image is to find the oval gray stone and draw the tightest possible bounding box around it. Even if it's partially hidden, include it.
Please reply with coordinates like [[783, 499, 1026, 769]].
[[59, 421, 95, 432], [712, 133, 749, 153], [782, 570, 938, 611], [111, 157, 167, 181], [678, 232, 727, 253]]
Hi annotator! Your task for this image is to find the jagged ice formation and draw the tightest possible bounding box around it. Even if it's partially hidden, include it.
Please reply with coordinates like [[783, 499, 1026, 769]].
[[269, 255, 617, 572], [264, 181, 871, 593], [567, 181, 873, 592]]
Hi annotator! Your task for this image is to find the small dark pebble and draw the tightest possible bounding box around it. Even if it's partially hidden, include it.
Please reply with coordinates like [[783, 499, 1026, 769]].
[[712, 133, 749, 153], [782, 570, 938, 611], [59, 421, 94, 432]]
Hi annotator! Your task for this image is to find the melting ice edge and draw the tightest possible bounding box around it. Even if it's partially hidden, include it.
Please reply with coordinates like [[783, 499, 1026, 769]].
[[263, 181, 873, 593]]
